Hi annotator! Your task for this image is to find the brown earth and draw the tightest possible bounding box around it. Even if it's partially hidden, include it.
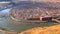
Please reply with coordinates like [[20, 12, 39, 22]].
[[19, 24, 60, 34]]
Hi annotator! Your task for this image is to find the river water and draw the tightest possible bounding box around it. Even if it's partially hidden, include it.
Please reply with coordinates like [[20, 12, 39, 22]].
[[0, 9, 59, 32]]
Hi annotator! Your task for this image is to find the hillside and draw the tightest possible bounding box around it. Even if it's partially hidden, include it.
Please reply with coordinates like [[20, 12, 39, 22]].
[[19, 24, 60, 34]]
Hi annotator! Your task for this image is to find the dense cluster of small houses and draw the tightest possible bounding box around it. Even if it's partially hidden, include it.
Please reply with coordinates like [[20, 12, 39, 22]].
[[10, 2, 60, 22]]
